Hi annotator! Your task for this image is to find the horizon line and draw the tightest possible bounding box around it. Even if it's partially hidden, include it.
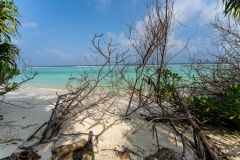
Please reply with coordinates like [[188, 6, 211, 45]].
[[19, 62, 216, 68]]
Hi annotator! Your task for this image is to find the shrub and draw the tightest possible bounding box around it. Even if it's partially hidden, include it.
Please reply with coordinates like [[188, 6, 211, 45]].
[[145, 68, 182, 101], [192, 83, 240, 130], [159, 68, 182, 100]]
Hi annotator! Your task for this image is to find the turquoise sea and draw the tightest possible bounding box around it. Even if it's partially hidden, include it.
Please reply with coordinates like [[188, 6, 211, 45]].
[[14, 65, 189, 89]]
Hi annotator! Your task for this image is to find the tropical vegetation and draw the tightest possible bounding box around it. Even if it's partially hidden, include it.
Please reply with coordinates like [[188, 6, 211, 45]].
[[223, 0, 240, 19], [0, 0, 20, 96]]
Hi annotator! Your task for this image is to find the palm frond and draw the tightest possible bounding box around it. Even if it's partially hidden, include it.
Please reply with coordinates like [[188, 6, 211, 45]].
[[223, 0, 240, 19], [0, 0, 20, 41], [0, 42, 19, 69]]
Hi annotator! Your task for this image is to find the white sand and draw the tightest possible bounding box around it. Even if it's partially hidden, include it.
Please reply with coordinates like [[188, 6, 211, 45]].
[[0, 87, 63, 158], [0, 87, 238, 159]]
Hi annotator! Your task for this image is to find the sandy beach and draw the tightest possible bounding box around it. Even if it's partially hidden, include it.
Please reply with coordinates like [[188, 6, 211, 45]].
[[0, 87, 195, 160], [1, 87, 240, 160], [0, 87, 61, 158]]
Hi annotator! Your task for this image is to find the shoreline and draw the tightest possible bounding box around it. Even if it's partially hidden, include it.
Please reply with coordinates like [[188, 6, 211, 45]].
[[19, 63, 217, 68]]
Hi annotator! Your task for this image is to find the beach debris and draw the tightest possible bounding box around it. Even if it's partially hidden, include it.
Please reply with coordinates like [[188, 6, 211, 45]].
[[27, 80, 112, 144], [0, 146, 41, 160], [114, 150, 132, 160], [52, 131, 94, 160], [0, 138, 22, 145], [21, 124, 38, 129], [101, 147, 142, 160], [144, 147, 183, 160], [174, 92, 227, 160]]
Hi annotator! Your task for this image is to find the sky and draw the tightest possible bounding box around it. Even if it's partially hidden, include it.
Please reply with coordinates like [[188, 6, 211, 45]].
[[14, 0, 224, 66]]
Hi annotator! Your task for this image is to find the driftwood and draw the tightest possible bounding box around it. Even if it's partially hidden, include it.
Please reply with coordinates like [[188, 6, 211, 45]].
[[174, 91, 225, 160], [114, 150, 132, 160], [1, 146, 41, 160], [145, 147, 183, 160], [27, 71, 113, 144], [102, 147, 142, 160], [52, 131, 94, 160], [52, 139, 88, 159]]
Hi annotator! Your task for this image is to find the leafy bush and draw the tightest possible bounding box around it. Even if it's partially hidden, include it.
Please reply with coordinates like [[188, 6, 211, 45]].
[[159, 68, 182, 100], [145, 68, 182, 101], [192, 83, 240, 130]]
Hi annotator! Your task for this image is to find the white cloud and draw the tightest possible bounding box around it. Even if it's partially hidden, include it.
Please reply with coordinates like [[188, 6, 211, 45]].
[[107, 32, 132, 48], [33, 48, 82, 66], [119, 33, 131, 47], [36, 49, 74, 61], [174, 0, 222, 24], [22, 21, 38, 28], [105, 1, 225, 63], [46, 49, 74, 60], [169, 32, 185, 50], [135, 0, 222, 28]]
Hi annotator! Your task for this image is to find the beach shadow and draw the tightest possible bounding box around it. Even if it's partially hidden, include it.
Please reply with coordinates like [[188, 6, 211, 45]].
[[0, 88, 59, 159], [46, 93, 193, 160]]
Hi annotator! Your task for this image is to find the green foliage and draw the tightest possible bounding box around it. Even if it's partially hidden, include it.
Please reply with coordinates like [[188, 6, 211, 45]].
[[192, 83, 240, 130], [0, 0, 20, 96], [0, 43, 20, 86], [159, 68, 182, 100], [0, 0, 20, 41], [145, 68, 182, 101], [223, 0, 240, 19]]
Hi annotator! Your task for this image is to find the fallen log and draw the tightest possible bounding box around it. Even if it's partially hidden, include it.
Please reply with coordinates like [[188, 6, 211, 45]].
[[145, 147, 183, 160], [174, 91, 226, 160], [1, 146, 41, 160], [52, 131, 94, 160], [52, 139, 88, 159], [101, 147, 142, 160]]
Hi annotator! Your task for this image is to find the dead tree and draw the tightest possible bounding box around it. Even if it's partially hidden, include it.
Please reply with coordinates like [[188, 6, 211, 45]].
[[183, 16, 240, 130], [27, 1, 231, 159], [27, 34, 127, 144], [105, 0, 228, 159], [51, 131, 94, 160], [188, 16, 240, 95], [1, 146, 41, 160]]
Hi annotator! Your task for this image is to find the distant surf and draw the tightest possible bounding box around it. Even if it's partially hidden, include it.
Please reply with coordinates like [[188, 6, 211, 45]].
[[14, 65, 190, 89]]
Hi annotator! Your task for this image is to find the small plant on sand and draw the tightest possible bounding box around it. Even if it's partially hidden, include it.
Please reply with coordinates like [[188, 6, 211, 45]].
[[145, 68, 182, 101], [158, 68, 182, 100], [191, 83, 240, 130], [186, 15, 240, 131]]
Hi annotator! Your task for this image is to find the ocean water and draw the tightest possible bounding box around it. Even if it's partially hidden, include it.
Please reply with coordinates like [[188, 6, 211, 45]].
[[14, 65, 189, 89]]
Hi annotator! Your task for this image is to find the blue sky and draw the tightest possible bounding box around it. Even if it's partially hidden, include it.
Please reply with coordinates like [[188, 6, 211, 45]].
[[14, 0, 223, 66]]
